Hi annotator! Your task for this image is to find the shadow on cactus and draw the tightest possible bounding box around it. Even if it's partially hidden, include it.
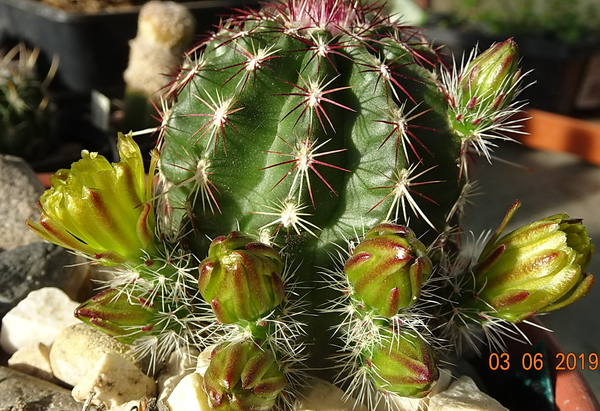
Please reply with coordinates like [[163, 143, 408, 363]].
[[27, 0, 594, 409]]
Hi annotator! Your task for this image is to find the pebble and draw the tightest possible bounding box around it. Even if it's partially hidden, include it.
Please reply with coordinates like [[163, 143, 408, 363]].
[[0, 366, 81, 411], [0, 154, 46, 252], [7, 342, 56, 383], [49, 323, 140, 387], [71, 352, 157, 408], [163, 372, 210, 411], [0, 287, 80, 354], [110, 398, 170, 411], [157, 348, 198, 402], [295, 377, 369, 411], [428, 375, 509, 411]]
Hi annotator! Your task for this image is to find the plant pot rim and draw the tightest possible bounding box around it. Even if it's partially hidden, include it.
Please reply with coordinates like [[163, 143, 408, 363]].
[[0, 0, 257, 21], [511, 318, 600, 410]]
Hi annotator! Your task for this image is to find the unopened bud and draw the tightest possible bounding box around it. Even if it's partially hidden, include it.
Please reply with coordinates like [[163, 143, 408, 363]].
[[75, 288, 157, 344], [458, 38, 521, 113], [198, 232, 285, 324], [203, 340, 287, 410], [344, 223, 432, 317], [472, 201, 594, 322], [366, 328, 439, 398]]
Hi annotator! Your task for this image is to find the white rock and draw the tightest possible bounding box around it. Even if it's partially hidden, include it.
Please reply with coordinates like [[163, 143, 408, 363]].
[[164, 372, 211, 411], [195, 344, 217, 376], [105, 398, 170, 411], [295, 378, 369, 411], [8, 342, 55, 382], [72, 352, 157, 409], [106, 400, 140, 411], [428, 375, 509, 411], [50, 323, 139, 387], [157, 348, 198, 402], [382, 368, 453, 411], [0, 287, 80, 354]]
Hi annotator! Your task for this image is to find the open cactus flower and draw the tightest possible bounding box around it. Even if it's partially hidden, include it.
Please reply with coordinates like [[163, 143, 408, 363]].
[[25, 0, 595, 410], [27, 132, 157, 266]]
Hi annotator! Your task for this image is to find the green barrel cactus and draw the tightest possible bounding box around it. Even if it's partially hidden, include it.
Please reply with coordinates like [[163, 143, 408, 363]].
[[27, 1, 595, 410]]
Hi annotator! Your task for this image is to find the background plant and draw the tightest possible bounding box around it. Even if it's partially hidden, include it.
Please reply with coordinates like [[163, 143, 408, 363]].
[[434, 0, 600, 44], [0, 44, 56, 160]]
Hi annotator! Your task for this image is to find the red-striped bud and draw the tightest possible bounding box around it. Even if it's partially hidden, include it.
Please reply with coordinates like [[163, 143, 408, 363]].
[[344, 223, 432, 317], [198, 232, 285, 324], [472, 201, 594, 322]]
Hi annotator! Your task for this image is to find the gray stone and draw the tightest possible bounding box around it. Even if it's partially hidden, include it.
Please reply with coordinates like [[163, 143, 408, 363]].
[[0, 155, 45, 252], [0, 366, 81, 411], [0, 242, 90, 320]]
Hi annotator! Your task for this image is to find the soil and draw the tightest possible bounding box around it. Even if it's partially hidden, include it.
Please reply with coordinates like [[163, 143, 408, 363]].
[[35, 0, 190, 13]]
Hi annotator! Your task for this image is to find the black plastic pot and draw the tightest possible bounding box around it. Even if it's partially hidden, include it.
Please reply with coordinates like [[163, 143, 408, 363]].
[[421, 24, 600, 117], [0, 0, 259, 93]]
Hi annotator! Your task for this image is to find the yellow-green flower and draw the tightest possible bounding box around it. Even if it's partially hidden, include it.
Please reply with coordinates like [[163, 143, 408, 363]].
[[27, 132, 156, 265], [471, 201, 594, 322]]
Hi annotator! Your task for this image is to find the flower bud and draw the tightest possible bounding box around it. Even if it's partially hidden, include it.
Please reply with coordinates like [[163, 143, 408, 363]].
[[366, 328, 439, 398], [198, 232, 285, 324], [344, 223, 432, 317], [75, 288, 158, 344], [27, 132, 156, 265], [457, 38, 521, 114], [203, 340, 287, 411], [472, 201, 594, 322]]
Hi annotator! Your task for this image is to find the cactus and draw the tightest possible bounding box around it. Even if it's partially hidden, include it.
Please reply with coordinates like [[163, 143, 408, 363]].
[[27, 1, 595, 410], [123, 0, 196, 131], [0, 44, 55, 160]]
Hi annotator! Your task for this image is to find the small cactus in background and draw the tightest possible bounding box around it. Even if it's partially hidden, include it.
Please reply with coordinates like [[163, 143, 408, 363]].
[[0, 44, 56, 160], [123, 0, 196, 131], [27, 0, 595, 409]]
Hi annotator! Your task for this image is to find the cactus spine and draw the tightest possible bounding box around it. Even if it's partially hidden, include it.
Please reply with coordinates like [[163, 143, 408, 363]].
[[27, 1, 594, 410]]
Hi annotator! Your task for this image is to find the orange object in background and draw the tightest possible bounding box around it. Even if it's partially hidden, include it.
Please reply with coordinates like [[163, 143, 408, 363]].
[[516, 109, 600, 166]]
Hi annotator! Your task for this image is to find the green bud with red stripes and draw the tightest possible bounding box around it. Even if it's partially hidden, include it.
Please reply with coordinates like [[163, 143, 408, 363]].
[[344, 223, 433, 317], [469, 201, 594, 322], [203, 339, 287, 411], [74, 288, 159, 344], [198, 231, 285, 324], [365, 327, 439, 398]]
